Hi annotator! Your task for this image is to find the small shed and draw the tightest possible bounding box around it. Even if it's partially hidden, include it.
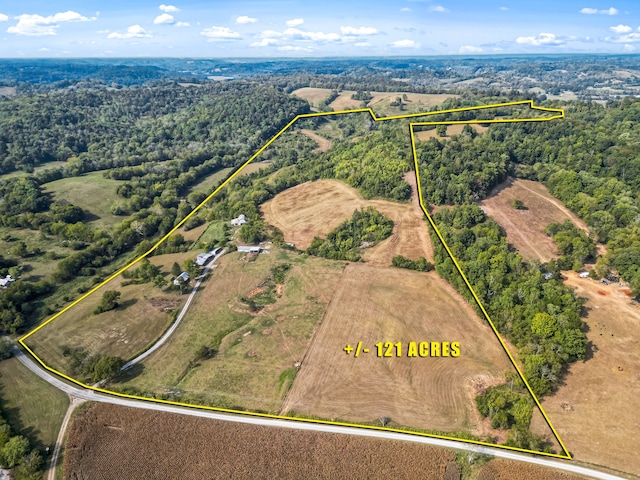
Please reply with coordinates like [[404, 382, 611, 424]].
[[237, 245, 261, 253], [173, 272, 190, 285], [0, 275, 14, 288], [579, 271, 590, 278], [231, 214, 247, 226], [196, 252, 214, 266]]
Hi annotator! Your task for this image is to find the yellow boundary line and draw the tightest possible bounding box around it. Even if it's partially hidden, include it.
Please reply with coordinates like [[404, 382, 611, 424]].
[[19, 100, 571, 460]]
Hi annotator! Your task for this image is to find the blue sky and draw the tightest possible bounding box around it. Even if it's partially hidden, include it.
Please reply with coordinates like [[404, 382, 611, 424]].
[[1, 0, 640, 57]]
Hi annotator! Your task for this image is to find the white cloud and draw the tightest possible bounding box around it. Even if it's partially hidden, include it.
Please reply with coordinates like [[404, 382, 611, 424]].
[[278, 45, 311, 52], [236, 15, 257, 24], [430, 5, 449, 12], [159, 4, 179, 13], [250, 38, 278, 47], [355, 41, 371, 47], [459, 45, 483, 53], [259, 30, 282, 38], [154, 13, 174, 24], [107, 25, 151, 39], [285, 18, 304, 27], [200, 26, 241, 41], [500, 6, 509, 10], [38, 47, 50, 51], [516, 32, 564, 46], [605, 32, 640, 42], [175, 21, 190, 27], [400, 7, 411, 12], [624, 43, 636, 51], [7, 11, 92, 36], [340, 26, 379, 35], [580, 7, 618, 15], [391, 39, 419, 48], [283, 27, 340, 42], [610, 24, 632, 33], [0, 13, 8, 22]]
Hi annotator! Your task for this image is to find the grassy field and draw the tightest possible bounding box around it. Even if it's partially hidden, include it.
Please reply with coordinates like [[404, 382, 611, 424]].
[[537, 271, 640, 475], [64, 402, 460, 480], [0, 356, 69, 449], [0, 161, 68, 180], [480, 178, 590, 262], [43, 171, 128, 229], [116, 248, 345, 413], [260, 178, 433, 264], [24, 251, 196, 374], [188, 167, 234, 195], [291, 87, 334, 108], [414, 124, 488, 141], [299, 129, 332, 152], [281, 264, 519, 438]]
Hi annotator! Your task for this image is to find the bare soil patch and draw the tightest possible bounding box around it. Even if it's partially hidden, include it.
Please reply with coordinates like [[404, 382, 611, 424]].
[[480, 178, 590, 262], [260, 178, 433, 264], [282, 264, 515, 436], [538, 271, 640, 475], [64, 402, 456, 479], [299, 128, 332, 152]]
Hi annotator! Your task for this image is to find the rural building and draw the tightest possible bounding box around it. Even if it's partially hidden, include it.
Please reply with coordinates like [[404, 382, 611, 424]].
[[196, 252, 214, 266], [173, 272, 190, 286], [579, 271, 590, 278], [230, 214, 247, 226], [237, 245, 261, 253], [543, 272, 554, 280], [0, 275, 14, 288]]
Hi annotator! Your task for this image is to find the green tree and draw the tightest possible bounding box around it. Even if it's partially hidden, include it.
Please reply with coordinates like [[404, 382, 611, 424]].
[[171, 261, 182, 277], [511, 199, 525, 210], [94, 290, 121, 315], [92, 355, 124, 382], [1, 435, 29, 468], [436, 124, 447, 137]]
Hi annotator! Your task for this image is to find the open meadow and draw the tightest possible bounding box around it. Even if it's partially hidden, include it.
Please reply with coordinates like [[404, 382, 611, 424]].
[[0, 356, 69, 449], [480, 178, 590, 262], [414, 123, 488, 141], [538, 271, 640, 476], [115, 248, 345, 413], [261, 178, 433, 265], [24, 251, 195, 374]]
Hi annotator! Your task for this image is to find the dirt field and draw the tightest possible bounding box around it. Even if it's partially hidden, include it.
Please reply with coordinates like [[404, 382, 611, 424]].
[[64, 403, 458, 480], [538, 271, 640, 476], [299, 128, 332, 151], [282, 264, 517, 437], [477, 460, 588, 479], [414, 124, 489, 141], [260, 178, 433, 264], [24, 251, 195, 374], [480, 178, 590, 262]]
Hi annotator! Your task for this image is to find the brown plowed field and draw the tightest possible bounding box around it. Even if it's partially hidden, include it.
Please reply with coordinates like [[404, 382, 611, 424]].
[[480, 178, 591, 262], [539, 271, 640, 475], [260, 178, 433, 264], [477, 459, 588, 479], [64, 403, 456, 479], [281, 264, 515, 436]]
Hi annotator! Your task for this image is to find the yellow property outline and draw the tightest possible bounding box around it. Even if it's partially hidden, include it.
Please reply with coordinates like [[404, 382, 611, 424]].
[[19, 100, 572, 460]]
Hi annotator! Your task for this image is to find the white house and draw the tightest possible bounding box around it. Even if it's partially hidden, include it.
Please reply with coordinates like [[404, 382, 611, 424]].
[[173, 272, 190, 286], [0, 275, 14, 288], [231, 214, 247, 226]]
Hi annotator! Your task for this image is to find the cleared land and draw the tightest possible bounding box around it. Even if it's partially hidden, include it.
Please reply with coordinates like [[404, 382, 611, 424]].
[[480, 178, 589, 262], [25, 251, 195, 373], [477, 460, 588, 480], [291, 87, 334, 107], [189, 161, 271, 196], [282, 264, 515, 436], [261, 179, 433, 264], [414, 124, 488, 141], [64, 402, 458, 480], [299, 129, 332, 152], [117, 249, 346, 413], [539, 271, 640, 475], [43, 171, 128, 229], [0, 356, 69, 449]]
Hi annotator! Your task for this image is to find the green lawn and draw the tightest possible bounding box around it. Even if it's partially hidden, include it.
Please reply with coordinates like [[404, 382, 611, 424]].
[[193, 220, 227, 249], [0, 356, 69, 449], [43, 172, 128, 229], [0, 161, 69, 180]]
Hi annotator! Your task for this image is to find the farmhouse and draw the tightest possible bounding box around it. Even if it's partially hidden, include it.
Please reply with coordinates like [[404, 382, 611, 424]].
[[237, 245, 261, 253], [0, 275, 14, 288], [173, 272, 190, 286], [230, 214, 247, 226]]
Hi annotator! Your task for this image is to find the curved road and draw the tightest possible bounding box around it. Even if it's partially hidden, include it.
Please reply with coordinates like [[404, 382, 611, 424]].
[[13, 349, 628, 480]]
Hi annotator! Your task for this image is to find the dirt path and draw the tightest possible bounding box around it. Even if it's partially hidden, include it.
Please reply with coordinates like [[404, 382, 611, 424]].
[[299, 129, 332, 152], [47, 396, 86, 480]]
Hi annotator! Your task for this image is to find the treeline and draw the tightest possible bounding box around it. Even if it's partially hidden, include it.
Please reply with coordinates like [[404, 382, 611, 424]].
[[432, 204, 586, 397], [307, 207, 393, 261], [61, 346, 124, 383], [544, 220, 596, 271], [391, 255, 434, 272]]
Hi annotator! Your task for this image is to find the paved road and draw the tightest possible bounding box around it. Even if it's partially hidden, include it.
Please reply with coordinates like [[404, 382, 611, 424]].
[[13, 348, 628, 480], [121, 249, 226, 371]]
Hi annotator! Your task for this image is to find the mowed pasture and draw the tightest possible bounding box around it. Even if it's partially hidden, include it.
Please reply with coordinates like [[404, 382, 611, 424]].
[[117, 249, 346, 413], [64, 402, 458, 480], [414, 123, 488, 141], [189, 161, 272, 196], [282, 264, 516, 436], [261, 179, 433, 265], [480, 178, 589, 262], [0, 356, 69, 449], [24, 251, 195, 374], [43, 171, 128, 229], [291, 87, 334, 108], [539, 271, 640, 475]]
